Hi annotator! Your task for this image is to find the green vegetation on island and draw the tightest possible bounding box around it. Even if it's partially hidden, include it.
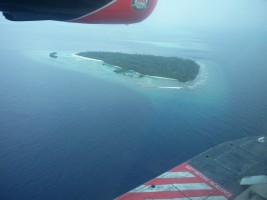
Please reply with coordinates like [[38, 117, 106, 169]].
[[77, 52, 200, 82]]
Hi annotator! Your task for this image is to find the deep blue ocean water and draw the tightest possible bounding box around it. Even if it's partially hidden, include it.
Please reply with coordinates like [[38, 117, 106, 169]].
[[0, 29, 267, 200]]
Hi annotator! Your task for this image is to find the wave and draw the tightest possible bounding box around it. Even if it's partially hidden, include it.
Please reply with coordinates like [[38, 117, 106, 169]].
[[187, 61, 208, 89], [158, 86, 183, 90]]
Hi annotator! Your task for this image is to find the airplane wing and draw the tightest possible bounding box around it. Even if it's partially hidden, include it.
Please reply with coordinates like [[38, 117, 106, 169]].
[[115, 136, 267, 200], [0, 0, 157, 24]]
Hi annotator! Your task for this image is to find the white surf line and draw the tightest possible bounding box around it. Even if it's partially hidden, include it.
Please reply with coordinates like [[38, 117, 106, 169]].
[[130, 183, 212, 193], [158, 172, 195, 178], [158, 87, 183, 89], [187, 61, 208, 88]]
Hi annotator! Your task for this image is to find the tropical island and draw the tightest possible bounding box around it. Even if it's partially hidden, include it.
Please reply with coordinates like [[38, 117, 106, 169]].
[[76, 52, 200, 82], [49, 52, 58, 58]]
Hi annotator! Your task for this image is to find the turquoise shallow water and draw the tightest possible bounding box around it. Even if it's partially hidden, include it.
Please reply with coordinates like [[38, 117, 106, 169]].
[[0, 30, 267, 200]]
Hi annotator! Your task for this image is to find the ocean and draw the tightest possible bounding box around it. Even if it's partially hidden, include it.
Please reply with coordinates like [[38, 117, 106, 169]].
[[0, 28, 267, 200]]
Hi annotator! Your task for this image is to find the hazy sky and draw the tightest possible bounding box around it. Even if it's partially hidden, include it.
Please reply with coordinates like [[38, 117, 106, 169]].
[[150, 0, 267, 31]]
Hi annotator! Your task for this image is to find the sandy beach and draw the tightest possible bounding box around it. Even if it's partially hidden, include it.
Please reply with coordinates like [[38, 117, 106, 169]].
[[73, 54, 123, 69], [145, 75, 177, 81], [72, 54, 104, 62]]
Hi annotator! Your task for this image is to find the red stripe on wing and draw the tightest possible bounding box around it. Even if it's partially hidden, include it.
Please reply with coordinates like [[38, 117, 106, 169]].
[[70, 0, 157, 24]]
